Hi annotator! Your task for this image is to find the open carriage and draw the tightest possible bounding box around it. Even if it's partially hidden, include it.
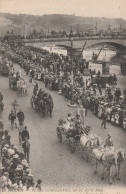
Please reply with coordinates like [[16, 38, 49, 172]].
[[17, 83, 28, 97], [56, 118, 91, 153]]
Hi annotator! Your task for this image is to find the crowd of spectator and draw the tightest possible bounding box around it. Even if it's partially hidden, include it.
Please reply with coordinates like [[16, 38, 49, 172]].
[[0, 42, 126, 130]]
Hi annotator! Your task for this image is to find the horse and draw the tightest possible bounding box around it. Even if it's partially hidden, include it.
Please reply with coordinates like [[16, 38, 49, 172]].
[[92, 147, 124, 184], [80, 134, 101, 162]]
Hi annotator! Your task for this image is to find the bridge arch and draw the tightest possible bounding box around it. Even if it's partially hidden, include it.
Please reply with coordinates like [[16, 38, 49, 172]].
[[86, 41, 126, 50]]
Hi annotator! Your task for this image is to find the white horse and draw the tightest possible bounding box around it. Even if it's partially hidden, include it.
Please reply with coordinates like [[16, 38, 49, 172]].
[[92, 147, 125, 184], [80, 134, 101, 161]]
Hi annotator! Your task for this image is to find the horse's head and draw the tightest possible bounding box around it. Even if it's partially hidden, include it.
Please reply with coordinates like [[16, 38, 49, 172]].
[[89, 139, 95, 149], [117, 149, 125, 162], [93, 134, 101, 147], [102, 152, 118, 165]]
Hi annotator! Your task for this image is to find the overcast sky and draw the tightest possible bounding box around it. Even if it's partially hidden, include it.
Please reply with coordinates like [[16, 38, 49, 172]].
[[0, 0, 126, 19]]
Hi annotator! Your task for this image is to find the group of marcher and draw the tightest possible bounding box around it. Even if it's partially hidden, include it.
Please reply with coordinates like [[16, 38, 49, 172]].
[[31, 82, 53, 117]]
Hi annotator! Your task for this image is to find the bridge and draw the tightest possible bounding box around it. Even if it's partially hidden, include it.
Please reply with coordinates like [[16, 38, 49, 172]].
[[23, 37, 126, 56]]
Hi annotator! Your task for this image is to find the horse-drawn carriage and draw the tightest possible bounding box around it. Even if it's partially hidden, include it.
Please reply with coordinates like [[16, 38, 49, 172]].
[[56, 115, 125, 184], [30, 93, 53, 117], [9, 74, 28, 96], [56, 117, 91, 153], [17, 81, 28, 97]]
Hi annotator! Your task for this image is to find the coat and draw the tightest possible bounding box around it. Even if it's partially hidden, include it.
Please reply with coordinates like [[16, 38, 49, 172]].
[[21, 130, 29, 141], [22, 140, 30, 151]]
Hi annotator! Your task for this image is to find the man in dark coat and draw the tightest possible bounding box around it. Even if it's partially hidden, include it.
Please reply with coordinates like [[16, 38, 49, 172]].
[[21, 126, 29, 142], [101, 112, 107, 129], [8, 110, 16, 129], [22, 137, 30, 163], [17, 109, 25, 126], [115, 88, 121, 102]]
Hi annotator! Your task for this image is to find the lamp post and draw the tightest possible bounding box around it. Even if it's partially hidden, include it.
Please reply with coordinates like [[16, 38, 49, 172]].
[[68, 34, 77, 107]]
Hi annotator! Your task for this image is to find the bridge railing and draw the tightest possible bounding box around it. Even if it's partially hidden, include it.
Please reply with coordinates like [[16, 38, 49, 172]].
[[22, 36, 126, 43]]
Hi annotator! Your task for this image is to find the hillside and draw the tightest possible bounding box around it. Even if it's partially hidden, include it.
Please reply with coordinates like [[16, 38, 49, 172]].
[[0, 13, 126, 36]]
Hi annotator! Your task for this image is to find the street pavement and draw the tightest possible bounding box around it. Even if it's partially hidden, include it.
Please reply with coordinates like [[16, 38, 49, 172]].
[[0, 62, 126, 189]]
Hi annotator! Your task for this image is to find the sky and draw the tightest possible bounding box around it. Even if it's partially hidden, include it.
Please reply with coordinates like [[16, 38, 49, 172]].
[[0, 0, 126, 19]]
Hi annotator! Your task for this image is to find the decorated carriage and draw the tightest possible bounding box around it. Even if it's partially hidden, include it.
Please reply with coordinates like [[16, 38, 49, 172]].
[[56, 115, 91, 153], [56, 110, 125, 184], [9, 73, 28, 96], [17, 80, 28, 97]]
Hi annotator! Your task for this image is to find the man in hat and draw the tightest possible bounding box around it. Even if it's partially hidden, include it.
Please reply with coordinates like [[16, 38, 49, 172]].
[[21, 126, 29, 142], [8, 110, 16, 129], [35, 179, 42, 191], [105, 134, 113, 147], [22, 137, 30, 163], [17, 109, 25, 126], [101, 111, 107, 129], [115, 88, 121, 103], [12, 100, 19, 115]]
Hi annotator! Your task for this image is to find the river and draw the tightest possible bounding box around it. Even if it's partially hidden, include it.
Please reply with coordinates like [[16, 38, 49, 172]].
[[28, 42, 121, 75]]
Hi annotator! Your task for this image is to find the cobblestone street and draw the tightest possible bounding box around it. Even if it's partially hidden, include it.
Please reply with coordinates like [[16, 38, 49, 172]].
[[1, 62, 126, 189]]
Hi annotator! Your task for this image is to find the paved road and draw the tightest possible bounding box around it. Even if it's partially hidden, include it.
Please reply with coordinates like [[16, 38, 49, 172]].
[[0, 63, 126, 189]]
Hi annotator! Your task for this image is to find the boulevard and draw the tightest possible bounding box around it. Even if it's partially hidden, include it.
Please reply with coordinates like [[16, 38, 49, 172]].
[[1, 60, 126, 188]]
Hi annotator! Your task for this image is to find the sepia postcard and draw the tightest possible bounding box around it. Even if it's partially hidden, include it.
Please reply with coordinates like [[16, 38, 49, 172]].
[[0, 0, 126, 194]]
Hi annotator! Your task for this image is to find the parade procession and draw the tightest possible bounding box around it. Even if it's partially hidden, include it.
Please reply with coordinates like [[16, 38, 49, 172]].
[[1, 0, 126, 192]]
